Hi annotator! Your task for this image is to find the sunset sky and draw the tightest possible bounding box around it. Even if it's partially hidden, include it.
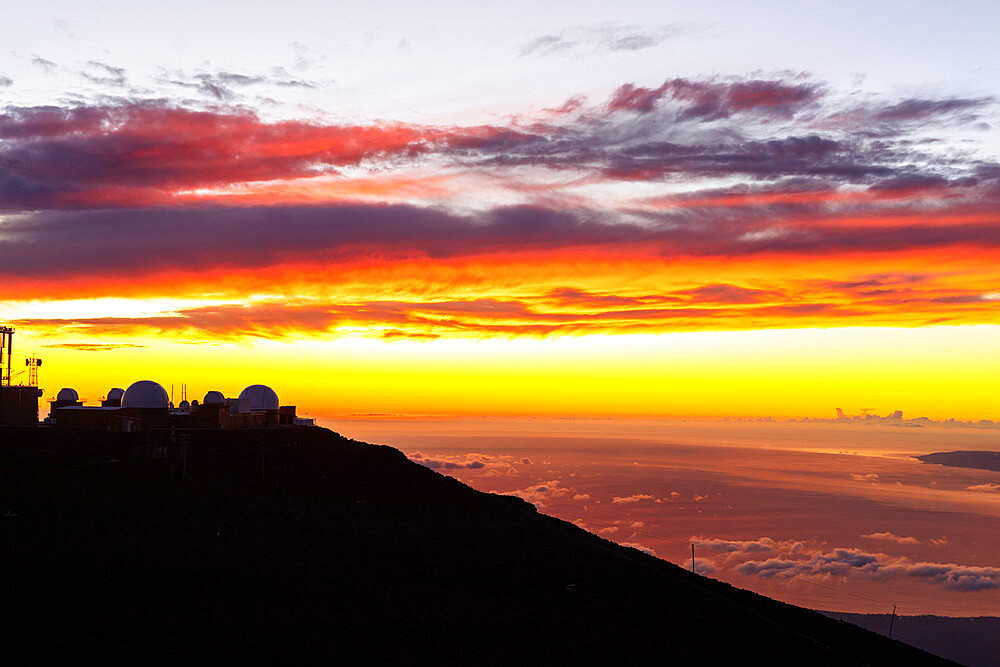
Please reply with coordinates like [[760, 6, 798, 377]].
[[4, 0, 1000, 625], [2, 1, 999, 419]]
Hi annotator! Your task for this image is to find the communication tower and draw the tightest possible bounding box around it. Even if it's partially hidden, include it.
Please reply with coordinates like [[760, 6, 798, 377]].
[[25, 355, 42, 387]]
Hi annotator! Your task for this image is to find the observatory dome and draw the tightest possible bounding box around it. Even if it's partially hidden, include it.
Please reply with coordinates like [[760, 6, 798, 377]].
[[56, 388, 79, 401], [122, 380, 169, 409], [107, 388, 125, 401], [238, 384, 280, 411], [203, 390, 225, 405]]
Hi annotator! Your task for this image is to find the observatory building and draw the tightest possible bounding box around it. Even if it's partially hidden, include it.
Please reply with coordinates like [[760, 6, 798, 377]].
[[0, 385, 42, 426], [46, 380, 312, 431]]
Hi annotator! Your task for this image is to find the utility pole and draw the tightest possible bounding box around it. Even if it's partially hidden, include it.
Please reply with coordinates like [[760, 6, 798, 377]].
[[691, 543, 695, 572], [888, 604, 897, 639]]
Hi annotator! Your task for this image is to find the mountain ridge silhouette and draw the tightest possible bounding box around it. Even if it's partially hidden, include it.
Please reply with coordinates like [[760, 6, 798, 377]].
[[0, 425, 954, 664]]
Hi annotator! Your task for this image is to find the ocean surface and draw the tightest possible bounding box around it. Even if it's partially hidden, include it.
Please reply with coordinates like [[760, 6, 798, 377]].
[[325, 417, 1000, 616]]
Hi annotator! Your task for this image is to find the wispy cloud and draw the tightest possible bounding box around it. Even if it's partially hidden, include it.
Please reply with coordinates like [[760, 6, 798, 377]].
[[157, 66, 316, 100], [30, 56, 56, 72], [41, 342, 147, 351], [79, 61, 127, 87], [861, 531, 920, 545], [519, 24, 678, 57]]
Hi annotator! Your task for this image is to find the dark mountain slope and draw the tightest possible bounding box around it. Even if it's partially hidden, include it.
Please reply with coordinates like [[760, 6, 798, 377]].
[[0, 425, 952, 664], [824, 612, 1000, 667]]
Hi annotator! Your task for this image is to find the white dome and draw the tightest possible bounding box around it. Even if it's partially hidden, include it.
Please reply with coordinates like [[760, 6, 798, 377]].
[[56, 387, 79, 401], [122, 380, 169, 409], [107, 387, 125, 400], [203, 390, 225, 405], [238, 384, 279, 411]]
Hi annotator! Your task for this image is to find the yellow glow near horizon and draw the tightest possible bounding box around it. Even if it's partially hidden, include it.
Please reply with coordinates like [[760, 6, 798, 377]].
[[15, 324, 1000, 422]]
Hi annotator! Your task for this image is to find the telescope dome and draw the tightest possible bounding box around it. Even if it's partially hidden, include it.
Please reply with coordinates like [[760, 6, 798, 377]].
[[238, 384, 279, 411], [56, 388, 79, 401], [122, 380, 169, 409], [203, 390, 225, 405]]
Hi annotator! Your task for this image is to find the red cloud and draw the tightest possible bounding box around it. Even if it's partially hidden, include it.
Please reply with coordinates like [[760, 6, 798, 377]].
[[0, 103, 513, 209], [2, 77, 999, 340]]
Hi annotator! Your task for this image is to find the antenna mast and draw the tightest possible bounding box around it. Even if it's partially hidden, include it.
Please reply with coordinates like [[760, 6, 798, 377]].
[[25, 355, 42, 387]]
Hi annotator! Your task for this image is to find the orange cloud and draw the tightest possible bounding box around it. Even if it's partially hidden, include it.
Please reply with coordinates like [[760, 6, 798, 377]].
[[2, 82, 998, 344]]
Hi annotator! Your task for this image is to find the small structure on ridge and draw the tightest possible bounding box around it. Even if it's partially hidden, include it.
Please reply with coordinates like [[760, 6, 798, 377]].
[[45, 380, 313, 431]]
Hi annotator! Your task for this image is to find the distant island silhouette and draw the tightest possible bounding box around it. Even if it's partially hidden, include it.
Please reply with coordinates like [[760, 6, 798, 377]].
[[916, 450, 1000, 473], [0, 425, 954, 664]]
